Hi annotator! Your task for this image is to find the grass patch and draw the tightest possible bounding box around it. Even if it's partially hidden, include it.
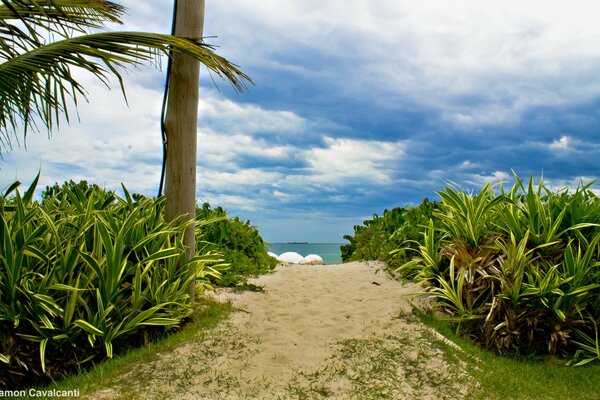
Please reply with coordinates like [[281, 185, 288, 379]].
[[285, 315, 481, 400], [417, 308, 600, 400], [232, 282, 266, 293], [105, 319, 263, 400], [33, 297, 233, 399]]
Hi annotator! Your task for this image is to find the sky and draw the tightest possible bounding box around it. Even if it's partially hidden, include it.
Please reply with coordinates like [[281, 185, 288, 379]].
[[2, 0, 600, 242]]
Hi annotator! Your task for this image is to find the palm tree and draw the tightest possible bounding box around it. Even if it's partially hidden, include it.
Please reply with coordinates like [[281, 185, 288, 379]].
[[0, 0, 250, 149], [164, 0, 205, 300], [0, 1, 250, 297]]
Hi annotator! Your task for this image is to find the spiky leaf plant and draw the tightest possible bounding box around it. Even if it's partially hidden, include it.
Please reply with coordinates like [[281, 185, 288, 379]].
[[0, 178, 222, 388], [397, 174, 600, 363]]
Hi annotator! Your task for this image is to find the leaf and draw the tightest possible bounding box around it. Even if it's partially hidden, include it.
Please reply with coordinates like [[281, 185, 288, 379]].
[[142, 247, 181, 264], [3, 180, 20, 197], [22, 171, 40, 204], [74, 319, 104, 335], [16, 333, 42, 342], [0, 31, 251, 153], [22, 245, 49, 262], [554, 308, 566, 322], [38, 313, 55, 330], [104, 341, 113, 359], [141, 318, 179, 326], [39, 338, 48, 373]]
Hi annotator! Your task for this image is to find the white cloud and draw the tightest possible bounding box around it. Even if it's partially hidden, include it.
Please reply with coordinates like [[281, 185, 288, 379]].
[[189, 0, 600, 127], [459, 160, 480, 170], [4, 1, 600, 243], [544, 135, 600, 154], [543, 176, 600, 195], [202, 194, 258, 211], [199, 93, 306, 136], [200, 169, 283, 191], [0, 74, 411, 220], [466, 171, 512, 187], [199, 130, 296, 167], [302, 137, 406, 184], [549, 135, 570, 151], [0, 80, 306, 197], [1, 77, 164, 194], [273, 190, 294, 202]]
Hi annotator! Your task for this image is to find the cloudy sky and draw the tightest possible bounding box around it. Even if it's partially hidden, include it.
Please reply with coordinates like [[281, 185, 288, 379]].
[[2, 1, 600, 242]]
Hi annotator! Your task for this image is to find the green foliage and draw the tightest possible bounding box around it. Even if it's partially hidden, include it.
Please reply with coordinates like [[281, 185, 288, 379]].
[[0, 179, 221, 388], [341, 198, 440, 270], [417, 308, 600, 400], [196, 203, 276, 287], [397, 174, 600, 364]]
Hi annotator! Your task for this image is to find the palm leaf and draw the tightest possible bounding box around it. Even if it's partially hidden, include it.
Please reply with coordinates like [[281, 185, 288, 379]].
[[0, 8, 251, 152], [0, 0, 124, 58]]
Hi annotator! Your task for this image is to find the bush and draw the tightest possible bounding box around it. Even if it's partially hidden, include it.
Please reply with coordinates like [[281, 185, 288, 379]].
[[397, 175, 600, 364], [0, 179, 221, 388], [341, 199, 440, 270], [196, 203, 277, 287]]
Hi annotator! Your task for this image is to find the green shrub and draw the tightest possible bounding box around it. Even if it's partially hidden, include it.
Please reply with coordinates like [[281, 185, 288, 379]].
[[196, 203, 276, 287], [0, 179, 221, 388], [341, 199, 440, 270], [397, 174, 600, 364]]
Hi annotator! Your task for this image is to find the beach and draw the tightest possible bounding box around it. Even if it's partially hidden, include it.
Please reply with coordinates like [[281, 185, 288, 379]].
[[90, 262, 479, 399]]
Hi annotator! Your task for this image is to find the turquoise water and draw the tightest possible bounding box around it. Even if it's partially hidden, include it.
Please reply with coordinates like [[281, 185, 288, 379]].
[[267, 243, 344, 264]]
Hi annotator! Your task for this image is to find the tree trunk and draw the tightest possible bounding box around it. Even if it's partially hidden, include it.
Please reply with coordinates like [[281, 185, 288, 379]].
[[165, 0, 205, 301]]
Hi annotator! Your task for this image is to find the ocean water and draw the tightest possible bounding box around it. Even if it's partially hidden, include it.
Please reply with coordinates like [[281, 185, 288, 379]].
[[267, 243, 345, 264]]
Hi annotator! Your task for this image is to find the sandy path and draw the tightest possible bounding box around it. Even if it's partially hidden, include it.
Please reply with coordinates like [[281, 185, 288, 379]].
[[92, 262, 480, 399], [223, 261, 415, 376]]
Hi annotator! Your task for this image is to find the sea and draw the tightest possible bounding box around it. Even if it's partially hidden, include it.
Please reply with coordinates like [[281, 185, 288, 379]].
[[267, 243, 345, 264]]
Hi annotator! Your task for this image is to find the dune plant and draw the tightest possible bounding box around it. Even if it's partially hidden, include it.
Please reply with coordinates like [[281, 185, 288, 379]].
[[0, 179, 223, 388], [397, 174, 600, 363], [435, 182, 502, 247], [196, 202, 276, 287], [341, 198, 440, 270], [571, 318, 600, 366]]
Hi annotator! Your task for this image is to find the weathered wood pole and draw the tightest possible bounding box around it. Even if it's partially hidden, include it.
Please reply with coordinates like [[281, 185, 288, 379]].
[[165, 0, 205, 301]]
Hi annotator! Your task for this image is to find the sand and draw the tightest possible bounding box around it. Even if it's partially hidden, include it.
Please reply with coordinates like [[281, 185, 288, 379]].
[[212, 262, 415, 383], [90, 262, 480, 399]]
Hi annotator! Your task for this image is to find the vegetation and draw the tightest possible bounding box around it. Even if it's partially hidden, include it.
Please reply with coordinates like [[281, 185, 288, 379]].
[[341, 198, 440, 270], [343, 174, 600, 365], [396, 175, 600, 364], [418, 309, 600, 400], [0, 178, 273, 389], [196, 202, 277, 287], [36, 297, 233, 398], [0, 0, 252, 335]]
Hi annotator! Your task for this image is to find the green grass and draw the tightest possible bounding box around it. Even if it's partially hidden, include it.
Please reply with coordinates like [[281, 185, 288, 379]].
[[32, 298, 233, 399], [418, 309, 600, 400]]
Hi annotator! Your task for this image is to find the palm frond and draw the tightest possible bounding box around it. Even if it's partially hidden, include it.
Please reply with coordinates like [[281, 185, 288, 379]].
[[0, 0, 124, 59], [0, 31, 252, 152]]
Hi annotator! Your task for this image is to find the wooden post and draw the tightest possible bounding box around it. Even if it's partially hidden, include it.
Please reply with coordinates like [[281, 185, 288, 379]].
[[165, 0, 205, 301]]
